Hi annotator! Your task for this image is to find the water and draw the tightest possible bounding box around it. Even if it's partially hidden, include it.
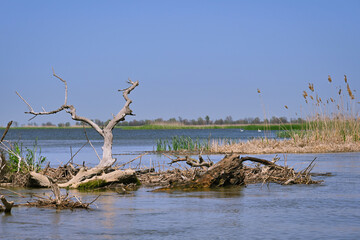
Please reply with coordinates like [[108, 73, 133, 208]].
[[1, 128, 276, 167], [1, 129, 360, 239]]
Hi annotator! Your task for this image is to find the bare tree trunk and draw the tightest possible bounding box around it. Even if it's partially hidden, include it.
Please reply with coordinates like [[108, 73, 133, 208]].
[[99, 129, 115, 168], [17, 70, 139, 169], [16, 70, 139, 188]]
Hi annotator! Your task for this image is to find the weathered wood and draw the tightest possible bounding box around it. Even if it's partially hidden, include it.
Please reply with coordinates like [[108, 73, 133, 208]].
[[16, 71, 139, 168], [58, 167, 137, 189], [192, 154, 245, 188], [0, 121, 13, 143], [239, 156, 277, 166], [0, 121, 13, 175], [0, 195, 14, 213], [155, 154, 321, 191], [28, 171, 51, 188], [169, 155, 213, 170], [50, 182, 62, 205], [166, 154, 245, 190]]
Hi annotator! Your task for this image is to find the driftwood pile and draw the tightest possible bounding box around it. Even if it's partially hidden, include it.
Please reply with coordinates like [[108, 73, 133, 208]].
[[0, 153, 323, 211], [2, 154, 321, 190], [24, 182, 97, 209], [242, 156, 319, 185], [141, 154, 321, 191]]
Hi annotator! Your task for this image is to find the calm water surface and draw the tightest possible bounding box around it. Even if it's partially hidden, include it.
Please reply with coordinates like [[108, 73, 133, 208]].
[[1, 128, 276, 167], [0, 129, 359, 239]]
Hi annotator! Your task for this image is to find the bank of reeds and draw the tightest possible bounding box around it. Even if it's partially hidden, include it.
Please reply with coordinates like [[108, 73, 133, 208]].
[[156, 135, 210, 152], [212, 75, 360, 154]]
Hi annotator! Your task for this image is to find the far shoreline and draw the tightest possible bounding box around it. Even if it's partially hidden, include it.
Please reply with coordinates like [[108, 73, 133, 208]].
[[0, 123, 305, 131]]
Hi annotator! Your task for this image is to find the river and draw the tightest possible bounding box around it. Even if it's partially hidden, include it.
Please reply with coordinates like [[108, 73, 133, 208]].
[[0, 128, 359, 239]]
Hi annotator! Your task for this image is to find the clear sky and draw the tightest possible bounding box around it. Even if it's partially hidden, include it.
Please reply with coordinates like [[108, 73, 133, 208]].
[[1, 0, 359, 126]]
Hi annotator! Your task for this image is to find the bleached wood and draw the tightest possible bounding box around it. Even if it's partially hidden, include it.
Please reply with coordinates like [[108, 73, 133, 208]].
[[16, 70, 139, 168]]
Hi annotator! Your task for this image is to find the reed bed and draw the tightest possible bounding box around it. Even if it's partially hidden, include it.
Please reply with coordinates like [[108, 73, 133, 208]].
[[211, 75, 359, 154], [156, 135, 210, 152]]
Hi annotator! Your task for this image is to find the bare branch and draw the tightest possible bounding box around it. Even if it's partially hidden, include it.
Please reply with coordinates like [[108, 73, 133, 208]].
[[106, 80, 139, 130], [82, 126, 101, 162], [0, 121, 13, 142], [115, 153, 148, 169], [15, 91, 34, 112], [169, 155, 213, 170], [16, 72, 104, 136], [52, 68, 68, 105], [16, 71, 140, 169]]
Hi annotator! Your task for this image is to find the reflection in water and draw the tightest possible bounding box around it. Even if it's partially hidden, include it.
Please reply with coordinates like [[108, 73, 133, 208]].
[[101, 195, 117, 229]]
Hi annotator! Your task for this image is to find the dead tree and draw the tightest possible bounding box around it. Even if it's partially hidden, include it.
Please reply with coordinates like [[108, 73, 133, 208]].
[[16, 70, 139, 188], [17, 70, 139, 168]]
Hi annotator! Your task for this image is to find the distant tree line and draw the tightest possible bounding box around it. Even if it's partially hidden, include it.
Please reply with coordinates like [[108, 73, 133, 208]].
[[116, 115, 305, 127], [14, 116, 305, 128]]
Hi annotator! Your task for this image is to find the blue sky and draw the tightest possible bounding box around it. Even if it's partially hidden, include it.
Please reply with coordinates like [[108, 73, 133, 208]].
[[1, 0, 359, 126]]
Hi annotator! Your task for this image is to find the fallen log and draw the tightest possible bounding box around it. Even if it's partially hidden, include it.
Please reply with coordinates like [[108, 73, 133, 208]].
[[58, 167, 138, 189]]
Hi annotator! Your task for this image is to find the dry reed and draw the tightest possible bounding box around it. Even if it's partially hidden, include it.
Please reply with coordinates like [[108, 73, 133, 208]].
[[211, 75, 359, 154]]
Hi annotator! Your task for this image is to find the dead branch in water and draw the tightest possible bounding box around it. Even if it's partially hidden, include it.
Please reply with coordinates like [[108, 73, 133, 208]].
[[0, 121, 13, 175], [0, 195, 14, 213], [0, 121, 13, 143], [23, 182, 100, 209], [240, 156, 319, 185]]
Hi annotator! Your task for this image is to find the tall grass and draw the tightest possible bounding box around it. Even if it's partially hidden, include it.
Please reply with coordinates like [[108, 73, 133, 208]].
[[7, 139, 46, 172], [211, 75, 359, 153], [286, 75, 359, 144], [156, 135, 210, 152]]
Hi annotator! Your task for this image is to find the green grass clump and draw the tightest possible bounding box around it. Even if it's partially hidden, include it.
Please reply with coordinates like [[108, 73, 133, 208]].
[[6, 139, 46, 173], [156, 135, 210, 152], [77, 179, 107, 190]]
